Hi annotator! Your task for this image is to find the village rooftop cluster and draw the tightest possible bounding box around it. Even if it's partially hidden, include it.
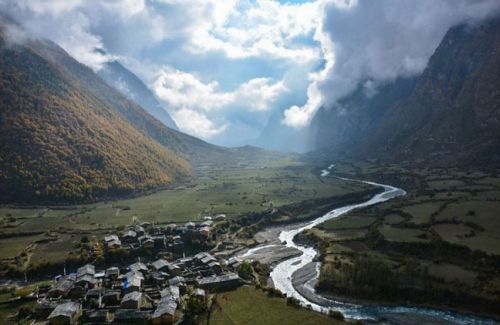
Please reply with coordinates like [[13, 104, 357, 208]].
[[32, 215, 246, 324]]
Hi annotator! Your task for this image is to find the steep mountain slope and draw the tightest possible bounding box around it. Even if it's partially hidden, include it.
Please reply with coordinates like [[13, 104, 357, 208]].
[[310, 77, 416, 153], [97, 60, 178, 129], [0, 24, 194, 203], [365, 17, 500, 164], [27, 34, 230, 166], [312, 16, 500, 166]]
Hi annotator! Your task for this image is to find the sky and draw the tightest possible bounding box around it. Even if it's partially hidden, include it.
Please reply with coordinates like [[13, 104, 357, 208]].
[[1, 0, 500, 147]]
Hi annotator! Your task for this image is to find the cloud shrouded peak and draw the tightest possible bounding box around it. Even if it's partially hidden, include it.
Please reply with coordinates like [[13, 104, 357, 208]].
[[282, 0, 500, 128]]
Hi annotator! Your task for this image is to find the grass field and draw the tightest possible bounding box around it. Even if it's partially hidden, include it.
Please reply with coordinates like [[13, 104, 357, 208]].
[[0, 235, 45, 259], [427, 263, 477, 286], [318, 214, 376, 231], [378, 225, 429, 243], [0, 156, 371, 272], [401, 202, 442, 224], [209, 286, 344, 325]]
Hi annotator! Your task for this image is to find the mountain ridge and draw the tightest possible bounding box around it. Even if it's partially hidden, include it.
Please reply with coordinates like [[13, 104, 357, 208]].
[[97, 60, 178, 130], [310, 16, 500, 166]]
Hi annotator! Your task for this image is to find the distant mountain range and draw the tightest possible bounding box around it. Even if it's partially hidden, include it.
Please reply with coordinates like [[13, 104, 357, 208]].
[[0, 17, 244, 203], [310, 16, 500, 166], [97, 59, 178, 130]]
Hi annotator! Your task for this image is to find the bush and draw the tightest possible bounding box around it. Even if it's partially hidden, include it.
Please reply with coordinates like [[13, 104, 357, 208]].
[[266, 287, 285, 298], [238, 261, 254, 280], [185, 296, 207, 315], [17, 306, 33, 320], [286, 297, 300, 308], [328, 310, 345, 320]]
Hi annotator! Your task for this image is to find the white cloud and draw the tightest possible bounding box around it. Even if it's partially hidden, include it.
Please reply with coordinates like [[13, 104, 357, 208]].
[[171, 108, 228, 139], [152, 67, 234, 111], [12, 0, 83, 16], [282, 0, 500, 128], [152, 66, 288, 113], [234, 78, 288, 112], [179, 0, 321, 62], [57, 13, 113, 70], [151, 66, 288, 139]]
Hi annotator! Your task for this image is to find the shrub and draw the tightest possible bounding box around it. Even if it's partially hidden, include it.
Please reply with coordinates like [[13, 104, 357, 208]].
[[286, 297, 300, 308], [266, 287, 285, 298], [328, 310, 345, 320], [238, 261, 254, 280]]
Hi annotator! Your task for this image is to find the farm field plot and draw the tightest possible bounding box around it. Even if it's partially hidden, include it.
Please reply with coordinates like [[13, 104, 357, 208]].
[[0, 234, 45, 259], [378, 225, 429, 243], [401, 202, 443, 224], [318, 214, 376, 230], [209, 286, 342, 325]]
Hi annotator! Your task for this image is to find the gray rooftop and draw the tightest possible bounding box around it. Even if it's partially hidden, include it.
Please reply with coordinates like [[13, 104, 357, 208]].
[[48, 301, 80, 319], [151, 259, 170, 271], [153, 296, 177, 318], [129, 262, 148, 272], [197, 273, 240, 285], [122, 291, 142, 303], [77, 264, 95, 277], [114, 309, 151, 320]]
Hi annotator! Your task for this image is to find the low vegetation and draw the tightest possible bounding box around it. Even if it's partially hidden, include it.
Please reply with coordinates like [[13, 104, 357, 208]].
[[309, 160, 500, 317], [208, 286, 343, 325]]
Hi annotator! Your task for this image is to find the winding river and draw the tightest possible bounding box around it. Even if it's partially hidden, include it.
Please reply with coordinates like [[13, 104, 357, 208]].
[[241, 165, 498, 324]]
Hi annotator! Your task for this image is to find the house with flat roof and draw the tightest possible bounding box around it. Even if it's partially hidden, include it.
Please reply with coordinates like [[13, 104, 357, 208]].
[[129, 262, 148, 274], [122, 230, 137, 244], [151, 259, 170, 273], [196, 273, 241, 292], [48, 276, 75, 298], [77, 264, 95, 277], [47, 301, 81, 325], [121, 291, 143, 309], [123, 272, 143, 293], [114, 309, 151, 324], [152, 296, 177, 325], [102, 290, 121, 307]]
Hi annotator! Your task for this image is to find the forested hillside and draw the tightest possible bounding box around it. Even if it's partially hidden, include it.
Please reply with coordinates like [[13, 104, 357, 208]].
[[0, 23, 192, 203], [98, 60, 178, 130]]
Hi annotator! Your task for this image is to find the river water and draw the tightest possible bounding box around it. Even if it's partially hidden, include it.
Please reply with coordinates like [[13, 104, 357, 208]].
[[242, 165, 498, 324]]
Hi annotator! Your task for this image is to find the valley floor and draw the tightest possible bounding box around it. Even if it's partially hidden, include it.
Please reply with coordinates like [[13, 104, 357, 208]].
[[0, 155, 371, 276]]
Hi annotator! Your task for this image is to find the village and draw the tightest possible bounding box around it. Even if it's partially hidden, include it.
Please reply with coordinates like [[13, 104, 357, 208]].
[[29, 214, 249, 324]]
